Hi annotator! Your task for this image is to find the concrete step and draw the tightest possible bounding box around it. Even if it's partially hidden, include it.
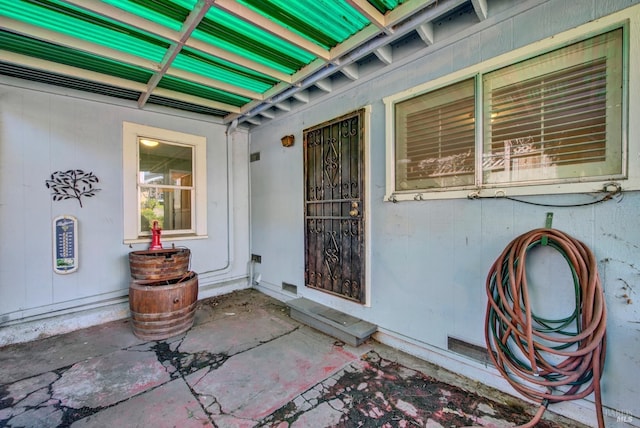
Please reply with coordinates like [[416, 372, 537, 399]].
[[286, 298, 377, 347]]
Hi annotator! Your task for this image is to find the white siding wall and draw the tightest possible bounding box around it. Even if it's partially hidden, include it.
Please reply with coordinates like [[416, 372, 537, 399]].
[[249, 1, 640, 426], [0, 79, 250, 341]]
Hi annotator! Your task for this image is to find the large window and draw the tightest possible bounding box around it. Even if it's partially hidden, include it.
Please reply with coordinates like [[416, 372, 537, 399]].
[[483, 30, 622, 186], [385, 26, 628, 201], [123, 123, 207, 243], [138, 139, 193, 234]]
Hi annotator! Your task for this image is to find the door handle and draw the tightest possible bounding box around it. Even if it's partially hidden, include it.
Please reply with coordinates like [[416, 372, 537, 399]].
[[349, 201, 359, 217]]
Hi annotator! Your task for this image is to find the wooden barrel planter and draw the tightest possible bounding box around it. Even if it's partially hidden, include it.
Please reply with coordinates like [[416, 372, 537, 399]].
[[128, 248, 190, 281], [129, 271, 199, 341]]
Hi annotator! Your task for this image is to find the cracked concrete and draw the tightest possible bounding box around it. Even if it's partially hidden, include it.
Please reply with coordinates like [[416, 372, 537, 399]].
[[0, 289, 588, 428]]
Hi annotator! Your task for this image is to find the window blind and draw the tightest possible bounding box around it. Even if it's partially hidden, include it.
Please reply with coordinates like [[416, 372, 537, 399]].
[[483, 29, 622, 184], [395, 78, 475, 190]]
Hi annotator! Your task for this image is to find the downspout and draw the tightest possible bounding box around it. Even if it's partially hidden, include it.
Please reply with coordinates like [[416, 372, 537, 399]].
[[247, 129, 255, 287], [197, 120, 237, 280]]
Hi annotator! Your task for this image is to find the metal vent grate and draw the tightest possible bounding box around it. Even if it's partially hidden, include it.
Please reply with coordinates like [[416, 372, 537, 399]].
[[447, 336, 492, 366], [282, 282, 297, 294]]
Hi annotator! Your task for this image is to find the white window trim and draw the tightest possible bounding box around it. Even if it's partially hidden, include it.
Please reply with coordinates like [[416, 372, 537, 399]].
[[123, 122, 207, 243], [384, 4, 640, 202]]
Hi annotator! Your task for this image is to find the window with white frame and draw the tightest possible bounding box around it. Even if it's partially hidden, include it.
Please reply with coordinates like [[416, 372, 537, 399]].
[[123, 122, 207, 242], [395, 78, 476, 191], [385, 26, 627, 200]]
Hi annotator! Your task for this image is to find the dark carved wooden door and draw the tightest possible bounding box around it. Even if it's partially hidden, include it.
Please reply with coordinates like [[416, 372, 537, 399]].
[[304, 109, 365, 303]]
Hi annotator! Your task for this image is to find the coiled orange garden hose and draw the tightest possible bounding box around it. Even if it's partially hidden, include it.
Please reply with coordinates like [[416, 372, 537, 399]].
[[485, 228, 607, 428]]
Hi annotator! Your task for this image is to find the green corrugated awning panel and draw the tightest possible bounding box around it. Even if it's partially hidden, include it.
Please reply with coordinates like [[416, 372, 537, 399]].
[[2, 0, 170, 63], [0, 62, 143, 100], [368, 0, 409, 14], [158, 75, 251, 107], [0, 0, 420, 120], [174, 49, 278, 94], [101, 0, 187, 32], [148, 94, 231, 116], [102, 0, 318, 75], [237, 0, 370, 50], [193, 7, 316, 74], [0, 31, 153, 84]]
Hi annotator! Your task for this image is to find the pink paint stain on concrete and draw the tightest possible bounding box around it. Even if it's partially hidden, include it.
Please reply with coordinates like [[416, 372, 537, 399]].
[[187, 329, 360, 421]]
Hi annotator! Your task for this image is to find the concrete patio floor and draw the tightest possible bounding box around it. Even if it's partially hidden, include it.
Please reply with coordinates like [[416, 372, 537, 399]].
[[0, 289, 588, 428]]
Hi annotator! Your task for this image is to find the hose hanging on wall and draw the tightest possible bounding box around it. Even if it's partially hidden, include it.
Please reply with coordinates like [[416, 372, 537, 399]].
[[485, 228, 607, 428]]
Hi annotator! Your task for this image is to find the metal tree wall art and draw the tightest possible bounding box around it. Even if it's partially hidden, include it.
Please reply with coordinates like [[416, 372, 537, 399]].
[[45, 169, 101, 207]]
